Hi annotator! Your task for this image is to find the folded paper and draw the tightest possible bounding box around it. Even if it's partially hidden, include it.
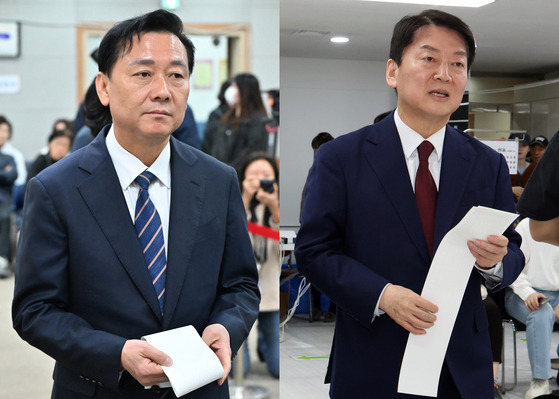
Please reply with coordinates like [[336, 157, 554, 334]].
[[142, 325, 225, 397]]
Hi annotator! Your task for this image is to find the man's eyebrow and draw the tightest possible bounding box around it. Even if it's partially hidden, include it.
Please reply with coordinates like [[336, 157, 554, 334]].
[[170, 60, 188, 68], [129, 59, 155, 66], [420, 44, 467, 57], [128, 59, 188, 67]]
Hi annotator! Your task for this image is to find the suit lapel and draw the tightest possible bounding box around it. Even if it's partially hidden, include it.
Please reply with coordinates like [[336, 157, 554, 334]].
[[433, 127, 477, 253], [364, 118, 431, 263], [162, 139, 205, 328], [77, 130, 163, 321]]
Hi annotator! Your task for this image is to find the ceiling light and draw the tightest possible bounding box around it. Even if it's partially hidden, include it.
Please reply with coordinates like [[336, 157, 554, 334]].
[[361, 0, 494, 7], [331, 36, 349, 44]]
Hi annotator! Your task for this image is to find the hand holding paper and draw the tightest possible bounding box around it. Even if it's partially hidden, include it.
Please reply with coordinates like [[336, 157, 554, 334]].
[[142, 325, 225, 397], [201, 323, 232, 385], [398, 206, 519, 397], [121, 339, 172, 387], [467, 234, 509, 268]]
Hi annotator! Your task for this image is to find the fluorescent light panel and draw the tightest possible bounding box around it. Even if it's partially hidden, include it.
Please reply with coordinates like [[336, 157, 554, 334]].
[[361, 0, 494, 7], [331, 36, 349, 43]]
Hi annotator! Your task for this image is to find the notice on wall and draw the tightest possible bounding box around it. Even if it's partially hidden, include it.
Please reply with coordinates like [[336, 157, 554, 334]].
[[480, 139, 519, 175]]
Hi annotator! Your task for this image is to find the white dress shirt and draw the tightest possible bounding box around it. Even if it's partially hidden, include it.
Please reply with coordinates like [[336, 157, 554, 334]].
[[105, 126, 171, 254]]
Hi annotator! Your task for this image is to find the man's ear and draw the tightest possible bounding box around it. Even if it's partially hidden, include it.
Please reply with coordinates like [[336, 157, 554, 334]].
[[95, 72, 110, 106], [386, 59, 398, 89]]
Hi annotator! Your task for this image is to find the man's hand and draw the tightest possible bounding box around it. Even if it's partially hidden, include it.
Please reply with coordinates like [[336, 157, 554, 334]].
[[202, 323, 231, 385], [379, 285, 438, 335], [525, 292, 546, 312], [467, 235, 508, 269], [121, 339, 172, 387]]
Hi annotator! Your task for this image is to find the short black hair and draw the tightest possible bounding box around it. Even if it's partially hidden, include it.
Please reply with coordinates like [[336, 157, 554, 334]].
[[0, 115, 12, 138], [374, 111, 392, 124], [98, 9, 195, 78], [48, 128, 73, 144], [83, 78, 113, 137], [311, 132, 334, 149], [390, 9, 476, 71]]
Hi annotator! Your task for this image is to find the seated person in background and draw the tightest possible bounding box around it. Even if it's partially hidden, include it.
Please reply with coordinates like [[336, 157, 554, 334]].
[[0, 115, 26, 230], [27, 128, 72, 182], [505, 217, 559, 399]]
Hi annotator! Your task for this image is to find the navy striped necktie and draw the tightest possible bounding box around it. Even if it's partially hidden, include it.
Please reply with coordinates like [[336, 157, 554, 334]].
[[134, 171, 166, 315]]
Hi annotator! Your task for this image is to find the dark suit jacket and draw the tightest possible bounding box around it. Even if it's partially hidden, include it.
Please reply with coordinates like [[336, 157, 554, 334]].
[[295, 113, 524, 398], [12, 126, 260, 399]]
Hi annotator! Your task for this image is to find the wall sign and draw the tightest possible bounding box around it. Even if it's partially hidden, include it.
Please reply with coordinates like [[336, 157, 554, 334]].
[[0, 22, 20, 58]]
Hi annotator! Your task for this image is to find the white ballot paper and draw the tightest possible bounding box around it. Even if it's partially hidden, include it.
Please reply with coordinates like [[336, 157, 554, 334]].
[[142, 325, 225, 397], [397, 206, 518, 397]]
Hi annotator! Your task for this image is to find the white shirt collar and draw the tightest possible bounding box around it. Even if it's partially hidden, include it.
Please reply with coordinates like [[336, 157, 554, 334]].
[[105, 125, 171, 190], [394, 108, 445, 161]]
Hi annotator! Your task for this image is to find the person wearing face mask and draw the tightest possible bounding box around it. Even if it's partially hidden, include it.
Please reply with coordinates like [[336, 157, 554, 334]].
[[206, 73, 269, 168]]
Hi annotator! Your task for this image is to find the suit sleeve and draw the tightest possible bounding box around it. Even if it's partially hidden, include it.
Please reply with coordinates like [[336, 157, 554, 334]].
[[12, 177, 125, 391], [207, 167, 260, 355], [295, 144, 390, 327]]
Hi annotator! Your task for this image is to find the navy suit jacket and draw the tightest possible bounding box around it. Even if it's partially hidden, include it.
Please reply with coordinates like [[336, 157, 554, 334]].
[[295, 113, 524, 398], [12, 126, 260, 399]]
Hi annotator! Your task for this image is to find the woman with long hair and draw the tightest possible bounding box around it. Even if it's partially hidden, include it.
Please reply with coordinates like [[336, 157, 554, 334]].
[[208, 73, 269, 167]]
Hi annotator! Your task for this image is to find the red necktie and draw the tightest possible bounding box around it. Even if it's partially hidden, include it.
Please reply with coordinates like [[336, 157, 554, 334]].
[[415, 141, 437, 256]]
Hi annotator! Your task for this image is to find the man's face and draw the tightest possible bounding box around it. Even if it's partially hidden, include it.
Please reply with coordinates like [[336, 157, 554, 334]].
[[530, 144, 546, 163], [96, 32, 189, 146], [0, 123, 10, 147], [386, 25, 468, 131]]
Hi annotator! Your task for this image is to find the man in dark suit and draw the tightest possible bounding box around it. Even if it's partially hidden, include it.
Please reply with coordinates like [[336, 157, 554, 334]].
[[295, 10, 524, 399], [12, 10, 259, 399]]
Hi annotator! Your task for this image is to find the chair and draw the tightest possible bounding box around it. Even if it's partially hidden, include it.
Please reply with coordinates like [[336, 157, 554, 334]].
[[501, 307, 559, 393], [501, 317, 523, 392]]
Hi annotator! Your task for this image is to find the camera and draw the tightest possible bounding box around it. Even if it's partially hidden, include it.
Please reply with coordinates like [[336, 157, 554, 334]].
[[260, 179, 275, 193]]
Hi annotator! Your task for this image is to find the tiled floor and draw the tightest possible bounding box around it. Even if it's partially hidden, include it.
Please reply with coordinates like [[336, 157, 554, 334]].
[[281, 314, 559, 399]]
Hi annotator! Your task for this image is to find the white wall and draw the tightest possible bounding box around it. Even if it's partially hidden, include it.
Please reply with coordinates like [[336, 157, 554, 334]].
[[280, 56, 397, 227], [0, 0, 279, 159]]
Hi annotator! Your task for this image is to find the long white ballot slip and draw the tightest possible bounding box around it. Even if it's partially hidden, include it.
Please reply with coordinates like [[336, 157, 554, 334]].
[[142, 325, 225, 397], [397, 206, 518, 397]]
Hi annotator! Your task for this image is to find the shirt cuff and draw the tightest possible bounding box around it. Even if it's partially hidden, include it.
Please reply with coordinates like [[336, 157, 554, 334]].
[[475, 261, 503, 290], [372, 283, 391, 323]]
